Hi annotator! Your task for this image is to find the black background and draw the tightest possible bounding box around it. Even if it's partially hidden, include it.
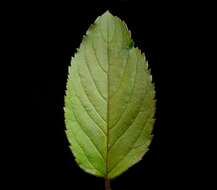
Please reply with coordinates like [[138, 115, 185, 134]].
[[3, 0, 212, 189]]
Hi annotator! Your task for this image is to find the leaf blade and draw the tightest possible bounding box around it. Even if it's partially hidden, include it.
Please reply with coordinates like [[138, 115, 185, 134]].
[[65, 11, 156, 179]]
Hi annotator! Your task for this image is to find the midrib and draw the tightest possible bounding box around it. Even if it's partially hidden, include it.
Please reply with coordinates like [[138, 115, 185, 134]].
[[105, 17, 110, 178]]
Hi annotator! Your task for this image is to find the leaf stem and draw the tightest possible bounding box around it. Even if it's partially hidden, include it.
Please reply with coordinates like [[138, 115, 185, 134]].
[[105, 177, 111, 190]]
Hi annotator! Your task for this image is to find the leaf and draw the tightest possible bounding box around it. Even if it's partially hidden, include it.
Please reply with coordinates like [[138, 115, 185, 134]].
[[64, 11, 156, 179]]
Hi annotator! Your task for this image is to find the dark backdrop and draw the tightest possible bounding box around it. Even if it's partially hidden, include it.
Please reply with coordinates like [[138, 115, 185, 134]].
[[5, 0, 209, 189]]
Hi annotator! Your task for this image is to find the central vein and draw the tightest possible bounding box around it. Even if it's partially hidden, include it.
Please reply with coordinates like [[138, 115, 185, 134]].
[[105, 16, 110, 178]]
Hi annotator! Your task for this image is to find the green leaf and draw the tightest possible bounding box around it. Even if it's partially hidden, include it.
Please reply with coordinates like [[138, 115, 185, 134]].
[[64, 11, 156, 179]]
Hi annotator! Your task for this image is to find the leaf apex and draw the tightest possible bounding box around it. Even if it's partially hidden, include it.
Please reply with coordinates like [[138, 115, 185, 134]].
[[100, 10, 115, 21]]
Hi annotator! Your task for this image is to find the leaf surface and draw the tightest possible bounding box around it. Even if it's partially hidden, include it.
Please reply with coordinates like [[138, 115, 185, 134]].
[[64, 11, 155, 179]]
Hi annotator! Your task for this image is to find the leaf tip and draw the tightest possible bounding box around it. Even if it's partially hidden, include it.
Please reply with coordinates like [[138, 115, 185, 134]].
[[101, 10, 115, 20], [103, 10, 112, 16]]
